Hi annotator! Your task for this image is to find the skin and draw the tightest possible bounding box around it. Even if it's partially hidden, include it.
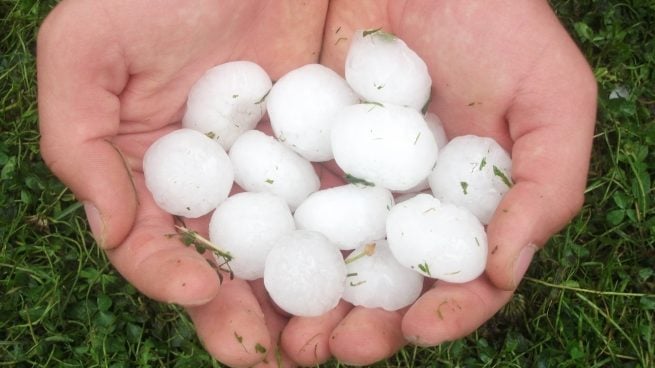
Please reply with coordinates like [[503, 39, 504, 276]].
[[38, 0, 596, 367]]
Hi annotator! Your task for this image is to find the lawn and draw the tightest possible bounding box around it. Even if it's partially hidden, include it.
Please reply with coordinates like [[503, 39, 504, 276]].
[[1, 0, 654, 367]]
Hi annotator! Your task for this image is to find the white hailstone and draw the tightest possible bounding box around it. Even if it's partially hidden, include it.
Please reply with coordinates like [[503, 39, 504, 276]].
[[267, 64, 359, 162], [143, 129, 233, 218], [294, 184, 394, 250], [345, 29, 431, 111], [229, 130, 320, 210], [343, 239, 423, 311], [209, 192, 295, 280], [393, 112, 448, 194], [331, 103, 439, 191], [264, 230, 347, 317], [425, 112, 448, 150], [182, 61, 272, 150], [428, 135, 512, 224], [386, 193, 487, 283]]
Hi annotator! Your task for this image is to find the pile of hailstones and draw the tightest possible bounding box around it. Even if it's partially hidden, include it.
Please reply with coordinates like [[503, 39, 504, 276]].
[[144, 29, 512, 317]]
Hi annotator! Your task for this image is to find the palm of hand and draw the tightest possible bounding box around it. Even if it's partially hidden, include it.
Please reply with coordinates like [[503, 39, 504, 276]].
[[39, 1, 596, 367]]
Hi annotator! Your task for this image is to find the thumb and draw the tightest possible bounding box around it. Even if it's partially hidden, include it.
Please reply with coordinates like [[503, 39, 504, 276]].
[[42, 139, 138, 250], [485, 34, 597, 290], [37, 2, 135, 249], [486, 180, 572, 290]]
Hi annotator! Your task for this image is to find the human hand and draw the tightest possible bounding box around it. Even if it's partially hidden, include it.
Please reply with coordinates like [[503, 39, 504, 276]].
[[277, 1, 596, 365], [37, 1, 330, 366]]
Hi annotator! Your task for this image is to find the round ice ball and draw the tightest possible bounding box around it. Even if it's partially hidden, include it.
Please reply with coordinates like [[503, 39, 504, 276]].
[[209, 192, 295, 280], [143, 128, 233, 218], [229, 130, 320, 210], [394, 112, 448, 194], [268, 64, 359, 162], [264, 230, 347, 317], [386, 193, 487, 283], [425, 112, 448, 150], [331, 103, 438, 191], [182, 61, 272, 150], [343, 240, 423, 311], [345, 29, 431, 111], [428, 135, 512, 224], [294, 184, 394, 250]]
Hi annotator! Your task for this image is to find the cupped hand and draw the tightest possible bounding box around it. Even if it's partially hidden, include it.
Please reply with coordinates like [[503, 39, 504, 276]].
[[37, 1, 329, 366], [278, 0, 597, 365]]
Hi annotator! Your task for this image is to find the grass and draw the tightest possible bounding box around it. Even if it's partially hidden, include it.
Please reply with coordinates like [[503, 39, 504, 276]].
[[1, 0, 654, 367]]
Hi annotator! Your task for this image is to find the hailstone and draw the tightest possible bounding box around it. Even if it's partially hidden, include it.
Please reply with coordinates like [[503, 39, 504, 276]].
[[182, 61, 272, 150], [143, 128, 233, 218], [386, 193, 487, 283], [425, 112, 448, 150], [331, 103, 438, 191], [429, 135, 512, 224], [294, 184, 394, 250], [343, 239, 424, 311], [264, 230, 347, 317], [267, 64, 359, 162], [229, 130, 320, 210], [345, 29, 431, 111], [209, 192, 295, 280]]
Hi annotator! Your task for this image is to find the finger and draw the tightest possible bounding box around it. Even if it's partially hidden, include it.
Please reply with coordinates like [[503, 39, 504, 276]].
[[486, 15, 597, 290], [37, 2, 134, 249], [250, 279, 297, 368], [105, 176, 219, 306], [485, 181, 573, 290], [402, 276, 513, 346], [281, 301, 351, 366], [320, 0, 391, 75], [187, 278, 271, 368], [329, 307, 406, 366]]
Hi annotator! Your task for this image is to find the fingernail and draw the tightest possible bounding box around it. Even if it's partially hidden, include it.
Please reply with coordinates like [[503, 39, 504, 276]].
[[406, 335, 433, 347], [84, 202, 106, 248], [179, 295, 215, 307], [339, 361, 364, 367], [513, 244, 537, 288]]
